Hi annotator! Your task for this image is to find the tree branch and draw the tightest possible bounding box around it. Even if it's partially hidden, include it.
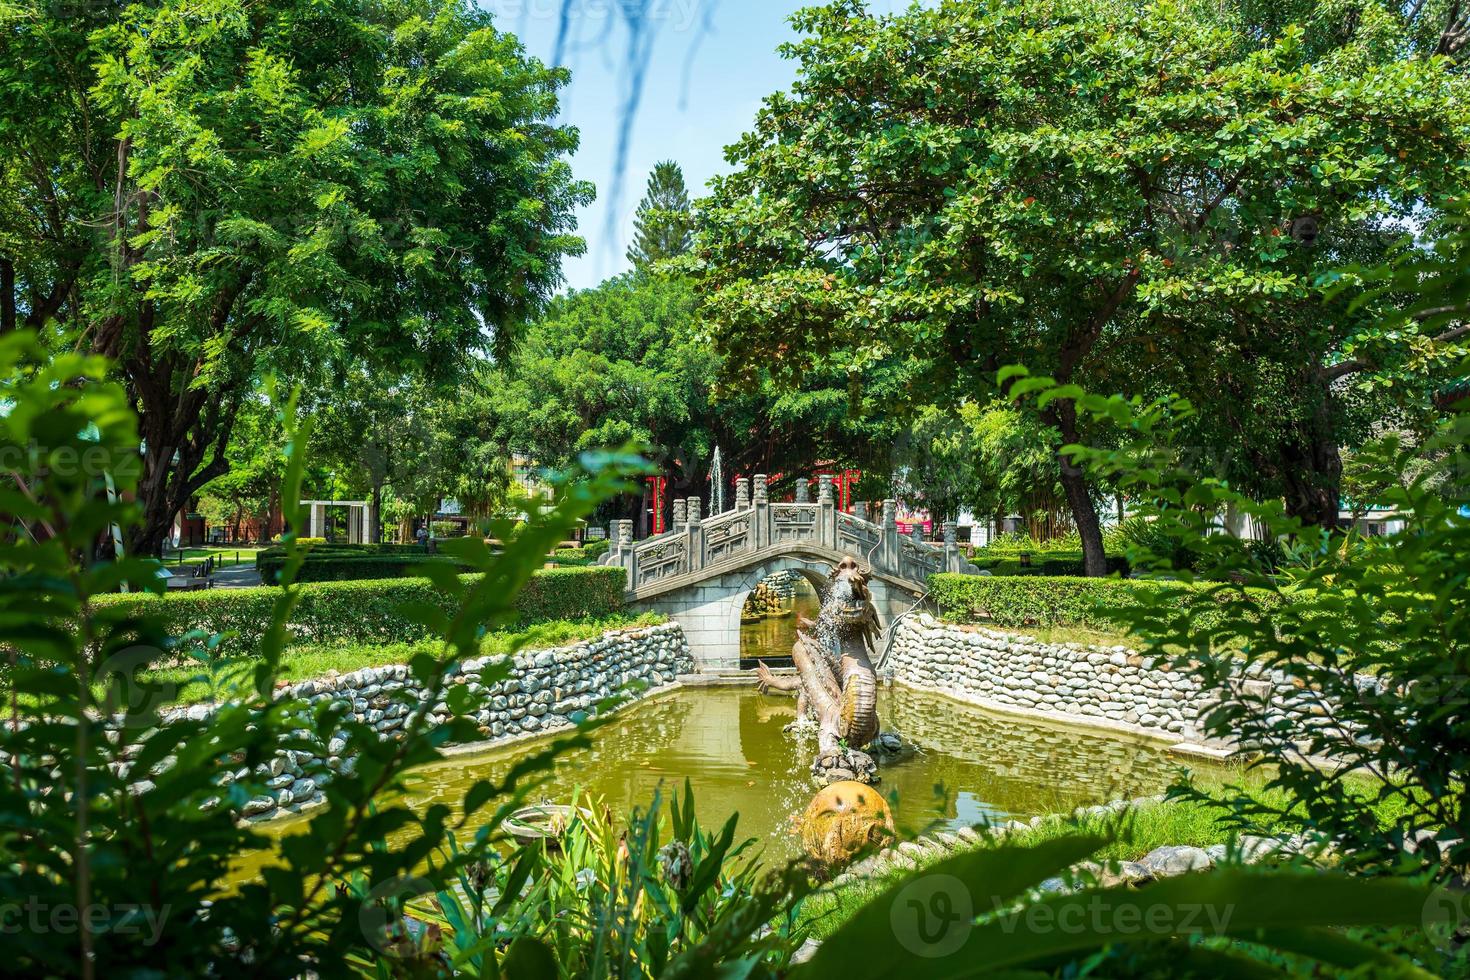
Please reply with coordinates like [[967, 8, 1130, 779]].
[[1323, 322, 1470, 381]]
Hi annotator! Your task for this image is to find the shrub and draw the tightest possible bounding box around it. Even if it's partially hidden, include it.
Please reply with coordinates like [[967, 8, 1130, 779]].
[[257, 551, 469, 584], [95, 565, 629, 657], [1038, 555, 1130, 577], [583, 537, 610, 560], [549, 546, 594, 566], [976, 529, 1082, 556], [928, 572, 1274, 634]]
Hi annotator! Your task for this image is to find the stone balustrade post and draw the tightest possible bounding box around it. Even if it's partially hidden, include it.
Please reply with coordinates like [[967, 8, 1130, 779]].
[[686, 497, 703, 572], [817, 474, 835, 548], [881, 499, 899, 573], [912, 523, 925, 544], [854, 500, 868, 523], [672, 498, 687, 528], [753, 474, 769, 549], [735, 477, 750, 510], [616, 519, 636, 588], [794, 478, 809, 504], [943, 520, 960, 571]]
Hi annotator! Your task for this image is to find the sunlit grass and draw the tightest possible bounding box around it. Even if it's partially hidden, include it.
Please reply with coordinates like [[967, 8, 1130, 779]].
[[796, 769, 1417, 941], [104, 613, 666, 706]]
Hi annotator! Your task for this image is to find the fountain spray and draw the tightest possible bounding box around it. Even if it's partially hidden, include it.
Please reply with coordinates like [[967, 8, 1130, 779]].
[[710, 446, 725, 514]]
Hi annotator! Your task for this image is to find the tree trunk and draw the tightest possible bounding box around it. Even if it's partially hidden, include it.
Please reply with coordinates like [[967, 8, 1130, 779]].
[[371, 481, 384, 545], [1276, 381, 1344, 530], [0, 257, 14, 334], [1045, 401, 1107, 576]]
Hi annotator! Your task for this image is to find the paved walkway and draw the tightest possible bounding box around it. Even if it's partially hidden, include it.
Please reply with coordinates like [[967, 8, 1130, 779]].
[[213, 563, 263, 588]]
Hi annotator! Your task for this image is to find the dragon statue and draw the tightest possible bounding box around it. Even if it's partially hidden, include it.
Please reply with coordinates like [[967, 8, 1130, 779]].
[[756, 556, 888, 785]]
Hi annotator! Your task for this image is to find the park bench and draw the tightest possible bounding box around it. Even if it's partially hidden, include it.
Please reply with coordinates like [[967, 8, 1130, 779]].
[[165, 556, 215, 591]]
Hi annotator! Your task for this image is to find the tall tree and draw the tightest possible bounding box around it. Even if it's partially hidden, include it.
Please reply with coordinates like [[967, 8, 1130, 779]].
[[698, 0, 1470, 574], [0, 0, 592, 555], [626, 161, 695, 268], [481, 271, 908, 533]]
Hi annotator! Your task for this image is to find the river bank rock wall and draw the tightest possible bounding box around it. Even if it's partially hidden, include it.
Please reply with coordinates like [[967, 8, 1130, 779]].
[[885, 615, 1332, 749], [110, 622, 693, 823]]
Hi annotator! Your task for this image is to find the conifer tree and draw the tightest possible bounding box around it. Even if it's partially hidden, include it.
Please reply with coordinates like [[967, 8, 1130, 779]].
[[627, 161, 695, 268]]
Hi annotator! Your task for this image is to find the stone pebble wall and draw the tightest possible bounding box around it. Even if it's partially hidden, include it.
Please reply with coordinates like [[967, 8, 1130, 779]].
[[111, 622, 693, 823], [886, 615, 1332, 747], [759, 570, 801, 600]]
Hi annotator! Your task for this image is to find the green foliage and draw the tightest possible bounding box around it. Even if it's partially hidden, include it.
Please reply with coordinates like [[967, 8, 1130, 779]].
[[482, 272, 720, 484], [895, 401, 1070, 532], [0, 329, 650, 972], [979, 530, 1086, 557], [549, 546, 595, 566], [3, 327, 1456, 978], [1008, 363, 1470, 881], [257, 551, 473, 584], [583, 537, 611, 560], [626, 160, 696, 268], [98, 566, 628, 657], [1, 0, 592, 553], [393, 783, 812, 975], [796, 827, 1445, 978], [699, 0, 1470, 551], [929, 573, 1274, 633]]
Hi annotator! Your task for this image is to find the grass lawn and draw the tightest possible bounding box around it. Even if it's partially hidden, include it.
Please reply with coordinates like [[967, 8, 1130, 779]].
[[163, 545, 266, 568], [102, 613, 665, 706], [992, 622, 1140, 649], [796, 771, 1416, 940]]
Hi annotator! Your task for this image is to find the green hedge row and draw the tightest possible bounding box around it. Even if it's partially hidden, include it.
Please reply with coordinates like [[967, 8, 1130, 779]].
[[256, 552, 470, 584], [928, 572, 1274, 633], [95, 566, 628, 655], [255, 541, 424, 568]]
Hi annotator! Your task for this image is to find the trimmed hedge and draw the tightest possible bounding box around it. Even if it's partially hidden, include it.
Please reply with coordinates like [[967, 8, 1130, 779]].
[[95, 566, 628, 656], [256, 552, 471, 585], [1038, 556, 1130, 577], [549, 547, 596, 567], [928, 572, 1275, 633]]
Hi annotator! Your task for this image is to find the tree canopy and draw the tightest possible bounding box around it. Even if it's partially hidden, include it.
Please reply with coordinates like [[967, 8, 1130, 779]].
[[0, 0, 592, 554], [697, 0, 1470, 571]]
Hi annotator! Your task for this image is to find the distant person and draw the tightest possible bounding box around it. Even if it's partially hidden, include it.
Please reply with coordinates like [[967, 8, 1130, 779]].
[[415, 525, 429, 549]]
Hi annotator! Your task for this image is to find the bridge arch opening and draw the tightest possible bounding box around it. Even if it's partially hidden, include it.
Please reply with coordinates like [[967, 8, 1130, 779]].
[[625, 544, 926, 671]]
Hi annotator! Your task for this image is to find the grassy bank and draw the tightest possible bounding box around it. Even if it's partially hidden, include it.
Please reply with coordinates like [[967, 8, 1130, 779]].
[[797, 773, 1416, 940], [103, 613, 665, 707]]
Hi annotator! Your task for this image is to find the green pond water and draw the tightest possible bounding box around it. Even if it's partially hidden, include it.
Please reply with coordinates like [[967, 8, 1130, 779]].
[[237, 592, 1223, 881]]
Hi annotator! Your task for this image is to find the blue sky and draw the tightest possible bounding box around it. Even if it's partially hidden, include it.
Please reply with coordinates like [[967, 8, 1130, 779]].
[[477, 1, 908, 292]]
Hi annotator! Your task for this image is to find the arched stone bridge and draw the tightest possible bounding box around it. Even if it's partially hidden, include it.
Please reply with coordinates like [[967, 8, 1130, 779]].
[[600, 474, 977, 669]]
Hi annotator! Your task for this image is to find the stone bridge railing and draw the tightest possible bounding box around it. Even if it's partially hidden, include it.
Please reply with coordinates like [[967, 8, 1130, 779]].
[[600, 474, 977, 595]]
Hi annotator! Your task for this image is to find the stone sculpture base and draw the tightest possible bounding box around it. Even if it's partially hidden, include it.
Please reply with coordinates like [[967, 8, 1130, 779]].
[[812, 747, 878, 787]]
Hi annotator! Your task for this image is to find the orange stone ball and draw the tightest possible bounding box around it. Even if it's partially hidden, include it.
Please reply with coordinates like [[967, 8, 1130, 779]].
[[798, 780, 895, 867]]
